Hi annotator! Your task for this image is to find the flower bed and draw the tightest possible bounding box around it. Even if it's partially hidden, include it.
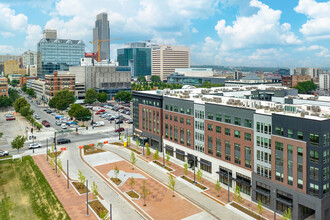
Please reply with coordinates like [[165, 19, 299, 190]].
[[152, 160, 173, 171], [126, 190, 140, 199], [110, 178, 122, 186], [89, 200, 108, 218], [110, 142, 124, 146], [230, 202, 267, 220], [84, 148, 105, 155], [72, 182, 90, 194], [181, 176, 207, 190], [127, 147, 142, 155]]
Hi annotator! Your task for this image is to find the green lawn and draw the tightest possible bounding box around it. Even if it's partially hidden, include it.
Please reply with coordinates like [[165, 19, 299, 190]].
[[0, 156, 70, 220]]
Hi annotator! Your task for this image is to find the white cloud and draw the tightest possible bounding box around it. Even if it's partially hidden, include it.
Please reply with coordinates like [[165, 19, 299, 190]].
[[297, 45, 330, 57], [192, 27, 198, 33], [0, 3, 28, 32], [215, 0, 301, 51], [249, 48, 280, 60], [24, 24, 42, 50], [295, 0, 330, 40], [191, 37, 222, 65], [0, 45, 23, 54], [1, 32, 15, 38]]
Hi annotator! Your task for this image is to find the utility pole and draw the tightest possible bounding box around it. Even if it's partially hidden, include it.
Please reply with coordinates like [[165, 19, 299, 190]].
[[67, 160, 69, 189], [86, 180, 89, 216], [46, 138, 48, 161], [227, 171, 230, 203], [54, 132, 57, 174]]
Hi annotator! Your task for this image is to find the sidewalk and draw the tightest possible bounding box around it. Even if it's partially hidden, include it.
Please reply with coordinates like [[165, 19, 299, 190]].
[[33, 154, 97, 220]]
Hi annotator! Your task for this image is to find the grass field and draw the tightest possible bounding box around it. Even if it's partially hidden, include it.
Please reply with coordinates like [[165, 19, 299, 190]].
[[0, 156, 70, 220]]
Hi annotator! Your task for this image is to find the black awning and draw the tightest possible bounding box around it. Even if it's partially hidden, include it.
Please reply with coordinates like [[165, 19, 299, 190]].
[[164, 145, 173, 151], [200, 158, 212, 166], [187, 153, 197, 160], [176, 149, 185, 155], [255, 188, 270, 197], [235, 178, 252, 187], [276, 197, 293, 206]]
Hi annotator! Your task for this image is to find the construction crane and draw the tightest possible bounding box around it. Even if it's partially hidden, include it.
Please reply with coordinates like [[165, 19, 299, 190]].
[[89, 38, 121, 62]]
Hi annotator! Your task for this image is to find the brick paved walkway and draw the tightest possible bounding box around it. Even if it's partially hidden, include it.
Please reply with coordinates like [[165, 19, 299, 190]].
[[33, 155, 97, 220]]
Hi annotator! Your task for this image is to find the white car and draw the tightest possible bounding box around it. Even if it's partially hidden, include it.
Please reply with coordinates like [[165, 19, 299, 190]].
[[61, 124, 68, 129], [0, 150, 9, 157], [29, 143, 42, 149]]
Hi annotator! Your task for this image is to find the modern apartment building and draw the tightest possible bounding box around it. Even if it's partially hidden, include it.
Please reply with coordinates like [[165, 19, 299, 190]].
[[295, 68, 322, 79], [20, 76, 38, 87], [37, 29, 85, 78], [93, 12, 110, 60], [151, 45, 190, 81], [117, 41, 152, 78], [28, 80, 46, 102], [133, 86, 330, 219], [22, 50, 37, 67], [0, 77, 8, 97], [319, 73, 330, 91], [282, 75, 312, 88], [4, 60, 26, 76], [44, 71, 75, 102]]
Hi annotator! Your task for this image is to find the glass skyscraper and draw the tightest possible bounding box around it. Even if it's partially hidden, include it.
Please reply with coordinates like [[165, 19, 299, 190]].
[[117, 42, 152, 78], [93, 12, 110, 60], [37, 29, 85, 79]]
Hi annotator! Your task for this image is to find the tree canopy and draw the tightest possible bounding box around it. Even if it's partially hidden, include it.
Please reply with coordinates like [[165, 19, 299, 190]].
[[21, 84, 27, 92], [20, 105, 34, 117], [56, 99, 70, 111], [0, 96, 12, 107], [137, 76, 146, 82], [84, 88, 98, 104], [11, 135, 26, 153], [150, 75, 161, 83], [26, 88, 36, 98], [115, 91, 132, 102], [68, 104, 91, 121], [14, 97, 30, 113], [10, 79, 19, 87], [97, 92, 108, 103], [48, 89, 75, 109], [294, 81, 317, 94]]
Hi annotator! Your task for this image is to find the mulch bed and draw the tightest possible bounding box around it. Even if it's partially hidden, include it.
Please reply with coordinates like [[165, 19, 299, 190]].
[[49, 151, 62, 158], [84, 148, 105, 155], [110, 142, 124, 146], [89, 200, 108, 218], [72, 182, 90, 194], [181, 176, 207, 190], [126, 190, 139, 199], [110, 178, 122, 186], [127, 147, 142, 155], [230, 202, 267, 220], [153, 160, 173, 171]]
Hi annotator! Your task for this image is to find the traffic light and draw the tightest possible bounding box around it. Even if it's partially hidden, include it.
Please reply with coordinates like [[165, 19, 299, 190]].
[[31, 127, 33, 133]]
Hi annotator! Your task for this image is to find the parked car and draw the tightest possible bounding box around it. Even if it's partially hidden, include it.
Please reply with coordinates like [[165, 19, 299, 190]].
[[98, 109, 105, 113], [93, 121, 105, 127], [43, 108, 49, 112], [5, 113, 13, 117], [108, 117, 115, 121], [57, 138, 71, 144], [29, 143, 42, 149], [127, 119, 133, 124], [42, 120, 50, 127], [66, 121, 77, 125], [95, 112, 101, 115], [61, 124, 68, 129], [6, 116, 15, 121], [70, 124, 79, 128], [34, 114, 40, 120], [115, 120, 123, 124], [55, 121, 61, 126], [0, 150, 9, 157], [51, 112, 57, 116], [55, 115, 63, 119], [125, 111, 130, 115], [46, 109, 52, 114], [115, 127, 125, 132]]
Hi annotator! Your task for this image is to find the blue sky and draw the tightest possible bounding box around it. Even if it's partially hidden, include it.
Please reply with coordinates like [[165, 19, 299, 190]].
[[1, 0, 330, 67]]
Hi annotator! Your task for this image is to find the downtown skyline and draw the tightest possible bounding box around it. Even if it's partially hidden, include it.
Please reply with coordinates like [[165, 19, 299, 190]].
[[0, 0, 330, 67]]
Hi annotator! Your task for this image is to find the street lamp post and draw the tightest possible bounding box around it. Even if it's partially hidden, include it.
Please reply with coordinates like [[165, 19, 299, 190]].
[[67, 160, 69, 189], [32, 128, 34, 153], [86, 180, 89, 216], [46, 138, 48, 161], [273, 189, 277, 220], [54, 132, 57, 174], [183, 154, 198, 184], [162, 143, 165, 167], [227, 171, 230, 203]]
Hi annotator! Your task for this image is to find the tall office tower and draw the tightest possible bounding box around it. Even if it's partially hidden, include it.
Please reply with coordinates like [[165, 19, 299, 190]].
[[22, 50, 37, 67], [37, 29, 85, 79], [117, 41, 152, 78], [152, 45, 190, 81], [93, 12, 110, 60]]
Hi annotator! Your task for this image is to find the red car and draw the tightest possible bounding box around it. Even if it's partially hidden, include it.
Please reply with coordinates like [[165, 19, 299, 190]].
[[6, 117, 15, 121], [42, 120, 50, 127], [115, 127, 125, 132], [98, 109, 105, 112], [95, 112, 101, 115]]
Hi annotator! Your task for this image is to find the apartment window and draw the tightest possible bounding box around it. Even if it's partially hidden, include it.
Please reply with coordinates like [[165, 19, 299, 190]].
[[174, 126, 178, 142], [310, 183, 319, 197], [245, 133, 251, 141], [310, 167, 319, 180], [234, 117, 241, 125], [186, 108, 191, 115], [165, 124, 169, 138], [323, 167, 329, 180], [235, 144, 241, 165], [208, 136, 213, 155], [225, 128, 231, 136], [207, 113, 214, 120], [234, 130, 241, 138], [170, 106, 173, 111], [323, 183, 330, 196], [225, 141, 231, 161], [275, 127, 284, 136], [298, 147, 303, 189], [216, 126, 221, 133], [180, 117, 184, 124], [310, 150, 319, 163], [288, 145, 293, 186], [216, 138, 221, 158], [324, 150, 330, 164], [207, 124, 213, 131], [180, 128, 184, 144], [180, 107, 184, 114], [216, 114, 222, 121], [174, 106, 178, 112], [245, 147, 252, 168], [170, 115, 172, 120], [176, 149, 185, 161], [225, 116, 231, 123], [288, 129, 293, 138], [257, 136, 260, 146], [174, 116, 178, 122], [165, 114, 168, 120], [298, 131, 303, 140], [200, 159, 212, 174], [245, 119, 252, 128], [186, 119, 191, 125], [310, 133, 319, 145], [257, 122, 260, 132], [187, 130, 191, 146]]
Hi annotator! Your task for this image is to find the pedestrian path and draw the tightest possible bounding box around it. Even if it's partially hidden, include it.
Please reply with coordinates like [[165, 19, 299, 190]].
[[33, 154, 97, 220]]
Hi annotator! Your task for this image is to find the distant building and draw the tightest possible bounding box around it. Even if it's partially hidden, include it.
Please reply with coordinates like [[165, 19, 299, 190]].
[[93, 12, 110, 60], [20, 76, 38, 87], [225, 74, 282, 87], [319, 73, 330, 91], [37, 29, 85, 79], [28, 80, 46, 102], [276, 69, 290, 75], [0, 77, 8, 97], [0, 54, 22, 66], [152, 45, 190, 81], [4, 60, 26, 76], [26, 65, 37, 77], [117, 41, 152, 78], [8, 74, 22, 82], [22, 50, 37, 67], [234, 71, 243, 80], [175, 68, 213, 77], [281, 75, 311, 88], [45, 71, 75, 102], [294, 67, 322, 79]]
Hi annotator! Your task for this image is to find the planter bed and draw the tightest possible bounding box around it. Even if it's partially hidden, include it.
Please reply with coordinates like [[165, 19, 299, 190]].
[[127, 147, 142, 155], [181, 176, 207, 190], [84, 148, 105, 155], [230, 202, 267, 220], [125, 190, 140, 199], [110, 142, 124, 146], [49, 151, 62, 158], [89, 200, 108, 218], [152, 160, 173, 172], [72, 182, 90, 194], [110, 178, 122, 186]]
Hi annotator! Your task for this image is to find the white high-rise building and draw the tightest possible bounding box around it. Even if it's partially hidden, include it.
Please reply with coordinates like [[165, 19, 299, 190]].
[[22, 50, 37, 67], [319, 73, 330, 91]]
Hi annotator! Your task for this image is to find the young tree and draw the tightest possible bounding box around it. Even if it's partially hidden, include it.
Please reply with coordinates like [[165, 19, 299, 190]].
[[130, 152, 137, 170], [97, 142, 104, 150], [282, 208, 292, 220], [135, 138, 139, 150], [26, 88, 36, 97], [168, 174, 176, 197], [215, 179, 221, 197], [257, 199, 263, 214], [153, 149, 160, 160], [196, 168, 203, 183], [75, 108, 92, 125], [78, 170, 86, 188], [127, 136, 131, 147], [141, 180, 149, 206], [21, 84, 27, 92], [129, 177, 135, 190], [100, 210, 108, 220], [84, 88, 98, 104], [137, 76, 146, 82], [235, 185, 242, 203], [91, 181, 99, 199], [57, 159, 62, 176], [166, 152, 171, 165], [97, 92, 108, 103], [114, 164, 120, 179], [50, 157, 55, 169], [14, 97, 29, 113], [183, 163, 188, 176], [146, 143, 151, 157], [11, 135, 26, 153]]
